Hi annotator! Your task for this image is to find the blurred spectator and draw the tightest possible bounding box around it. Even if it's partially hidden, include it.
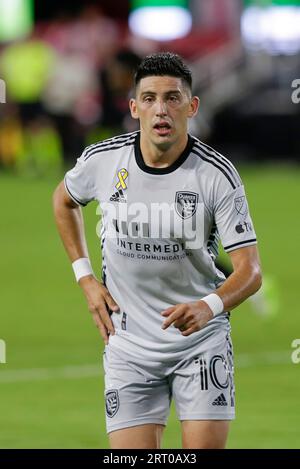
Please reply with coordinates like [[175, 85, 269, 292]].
[[0, 104, 25, 167], [0, 38, 55, 122], [97, 49, 142, 137], [41, 4, 122, 163], [0, 37, 63, 173], [42, 4, 120, 69], [0, 4, 123, 169], [65, 4, 120, 70], [39, 10, 74, 55], [22, 115, 63, 175], [41, 45, 99, 164]]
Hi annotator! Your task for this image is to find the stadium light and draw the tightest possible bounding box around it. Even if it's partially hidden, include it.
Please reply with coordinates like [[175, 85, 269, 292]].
[[241, 0, 300, 54], [129, 0, 192, 41], [0, 0, 34, 42]]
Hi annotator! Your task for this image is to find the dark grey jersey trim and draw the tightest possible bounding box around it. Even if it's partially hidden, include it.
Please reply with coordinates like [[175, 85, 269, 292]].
[[64, 177, 87, 207], [207, 223, 219, 257], [83, 131, 138, 158], [224, 238, 257, 251], [208, 223, 218, 246], [191, 147, 237, 189], [83, 137, 136, 161], [194, 140, 242, 188]]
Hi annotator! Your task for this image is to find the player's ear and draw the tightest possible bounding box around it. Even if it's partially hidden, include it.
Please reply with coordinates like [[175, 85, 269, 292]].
[[188, 96, 200, 118], [129, 98, 139, 119]]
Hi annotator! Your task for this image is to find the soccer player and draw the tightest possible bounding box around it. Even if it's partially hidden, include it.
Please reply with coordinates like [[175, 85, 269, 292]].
[[53, 52, 262, 449]]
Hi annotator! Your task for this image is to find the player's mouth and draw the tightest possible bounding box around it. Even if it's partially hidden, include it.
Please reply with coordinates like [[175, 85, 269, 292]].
[[153, 122, 172, 136]]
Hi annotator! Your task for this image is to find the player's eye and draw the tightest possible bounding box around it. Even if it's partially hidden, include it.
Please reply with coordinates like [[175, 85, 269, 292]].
[[143, 96, 154, 103], [168, 95, 180, 103]]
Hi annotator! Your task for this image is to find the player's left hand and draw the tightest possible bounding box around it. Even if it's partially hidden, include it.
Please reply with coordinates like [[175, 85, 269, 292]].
[[161, 300, 214, 336]]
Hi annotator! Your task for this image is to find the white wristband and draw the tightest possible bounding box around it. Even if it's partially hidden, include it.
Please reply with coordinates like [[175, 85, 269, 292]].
[[201, 293, 224, 317], [72, 258, 94, 282]]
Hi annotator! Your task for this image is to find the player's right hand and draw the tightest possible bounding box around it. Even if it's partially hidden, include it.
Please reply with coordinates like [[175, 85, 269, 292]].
[[78, 275, 119, 344]]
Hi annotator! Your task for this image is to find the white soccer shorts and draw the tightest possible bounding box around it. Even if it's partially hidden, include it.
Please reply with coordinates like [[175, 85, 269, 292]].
[[103, 331, 235, 433]]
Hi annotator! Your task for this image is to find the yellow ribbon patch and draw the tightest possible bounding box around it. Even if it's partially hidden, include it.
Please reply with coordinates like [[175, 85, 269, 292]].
[[115, 168, 128, 190]]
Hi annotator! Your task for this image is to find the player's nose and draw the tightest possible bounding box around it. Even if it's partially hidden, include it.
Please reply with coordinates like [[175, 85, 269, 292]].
[[155, 99, 167, 116]]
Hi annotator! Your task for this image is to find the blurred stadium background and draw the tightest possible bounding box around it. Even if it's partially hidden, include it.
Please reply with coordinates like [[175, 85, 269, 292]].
[[0, 0, 300, 449]]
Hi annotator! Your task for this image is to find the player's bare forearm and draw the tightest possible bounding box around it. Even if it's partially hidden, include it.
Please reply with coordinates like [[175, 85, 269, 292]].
[[215, 245, 262, 311], [53, 181, 119, 343], [53, 181, 89, 262]]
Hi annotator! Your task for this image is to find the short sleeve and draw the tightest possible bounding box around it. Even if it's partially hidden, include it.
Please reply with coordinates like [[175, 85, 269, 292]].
[[214, 184, 257, 252], [64, 152, 96, 206]]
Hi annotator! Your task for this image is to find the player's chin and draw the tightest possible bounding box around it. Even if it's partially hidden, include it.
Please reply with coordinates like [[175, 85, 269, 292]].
[[152, 133, 174, 150], [155, 139, 174, 152]]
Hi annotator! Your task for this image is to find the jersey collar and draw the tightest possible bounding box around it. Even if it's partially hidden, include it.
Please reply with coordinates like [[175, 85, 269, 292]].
[[134, 132, 194, 175]]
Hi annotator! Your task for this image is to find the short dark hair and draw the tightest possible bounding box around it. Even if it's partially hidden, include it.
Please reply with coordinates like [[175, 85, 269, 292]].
[[134, 52, 192, 91]]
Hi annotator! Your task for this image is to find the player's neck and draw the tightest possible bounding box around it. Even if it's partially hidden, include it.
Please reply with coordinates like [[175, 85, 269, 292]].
[[140, 134, 189, 169]]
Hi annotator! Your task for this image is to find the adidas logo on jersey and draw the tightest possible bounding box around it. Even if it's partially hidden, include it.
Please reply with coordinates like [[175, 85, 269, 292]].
[[212, 393, 228, 406], [109, 189, 126, 203]]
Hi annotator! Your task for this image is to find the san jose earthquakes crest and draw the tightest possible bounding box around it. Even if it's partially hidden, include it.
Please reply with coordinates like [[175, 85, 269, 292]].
[[175, 191, 199, 219], [105, 389, 120, 418]]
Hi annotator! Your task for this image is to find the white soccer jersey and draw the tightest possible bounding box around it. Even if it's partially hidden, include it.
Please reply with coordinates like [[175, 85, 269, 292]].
[[65, 131, 257, 361]]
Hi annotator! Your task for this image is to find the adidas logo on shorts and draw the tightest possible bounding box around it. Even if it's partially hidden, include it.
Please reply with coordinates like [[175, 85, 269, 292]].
[[212, 393, 228, 406]]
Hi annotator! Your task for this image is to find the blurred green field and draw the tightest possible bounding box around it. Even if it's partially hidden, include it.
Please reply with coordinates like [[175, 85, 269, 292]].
[[0, 165, 299, 449]]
